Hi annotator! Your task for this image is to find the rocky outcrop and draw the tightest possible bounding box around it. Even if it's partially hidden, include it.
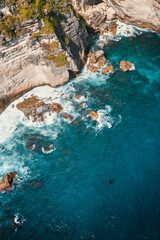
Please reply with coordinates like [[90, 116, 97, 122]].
[[107, 0, 160, 31], [16, 96, 63, 122], [0, 171, 17, 192], [87, 50, 106, 72], [71, 0, 160, 31], [0, 5, 88, 114], [89, 111, 99, 119], [62, 113, 73, 120], [120, 60, 132, 72], [102, 65, 113, 74]]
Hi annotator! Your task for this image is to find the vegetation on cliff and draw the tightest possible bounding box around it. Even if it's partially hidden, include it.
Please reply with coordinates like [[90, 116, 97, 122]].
[[0, 0, 81, 39]]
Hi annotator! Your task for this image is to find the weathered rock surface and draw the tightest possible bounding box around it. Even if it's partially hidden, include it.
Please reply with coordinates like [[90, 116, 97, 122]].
[[102, 65, 113, 74], [89, 111, 99, 119], [62, 113, 73, 120], [16, 96, 63, 122], [0, 172, 17, 192], [87, 50, 105, 72], [72, 0, 160, 31], [120, 60, 132, 72], [0, 6, 88, 114]]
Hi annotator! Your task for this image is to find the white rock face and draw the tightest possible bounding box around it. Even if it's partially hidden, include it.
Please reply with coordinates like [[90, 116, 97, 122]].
[[0, 8, 88, 113], [71, 0, 160, 30], [108, 0, 160, 30]]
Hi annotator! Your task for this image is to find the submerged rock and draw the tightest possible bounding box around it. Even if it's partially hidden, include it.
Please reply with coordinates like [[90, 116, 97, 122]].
[[89, 111, 99, 119], [50, 103, 63, 113], [0, 172, 17, 192], [29, 181, 42, 189], [62, 113, 73, 121], [28, 143, 36, 150], [120, 60, 132, 71]]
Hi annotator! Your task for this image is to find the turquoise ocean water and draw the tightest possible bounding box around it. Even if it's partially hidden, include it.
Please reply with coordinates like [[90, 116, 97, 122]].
[[0, 21, 160, 240]]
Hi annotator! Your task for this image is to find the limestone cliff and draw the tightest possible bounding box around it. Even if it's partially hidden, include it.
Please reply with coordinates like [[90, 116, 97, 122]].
[[71, 0, 160, 31], [0, 2, 88, 113]]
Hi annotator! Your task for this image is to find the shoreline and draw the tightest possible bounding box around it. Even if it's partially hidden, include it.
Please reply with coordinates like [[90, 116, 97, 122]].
[[0, 18, 159, 115]]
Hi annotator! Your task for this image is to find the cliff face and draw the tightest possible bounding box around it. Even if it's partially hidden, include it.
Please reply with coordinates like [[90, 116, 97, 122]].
[[72, 0, 160, 31], [107, 0, 160, 30], [0, 4, 88, 113]]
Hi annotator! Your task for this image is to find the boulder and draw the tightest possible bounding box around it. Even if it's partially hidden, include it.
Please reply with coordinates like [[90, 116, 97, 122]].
[[28, 143, 36, 150], [94, 50, 104, 59], [98, 56, 106, 66], [89, 55, 97, 64], [89, 111, 99, 119], [87, 64, 100, 72], [76, 95, 82, 100], [120, 60, 132, 71], [80, 102, 85, 108], [50, 103, 63, 113], [0, 172, 17, 192], [102, 65, 113, 74], [62, 113, 73, 120], [108, 21, 117, 35]]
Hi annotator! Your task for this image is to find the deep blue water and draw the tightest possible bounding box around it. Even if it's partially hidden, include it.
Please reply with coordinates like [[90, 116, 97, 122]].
[[0, 24, 160, 240]]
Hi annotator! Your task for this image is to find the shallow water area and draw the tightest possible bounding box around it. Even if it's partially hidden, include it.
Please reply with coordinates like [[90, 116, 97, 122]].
[[0, 22, 160, 240]]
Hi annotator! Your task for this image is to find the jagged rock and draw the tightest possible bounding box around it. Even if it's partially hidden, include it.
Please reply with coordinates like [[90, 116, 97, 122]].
[[120, 60, 132, 71], [87, 64, 100, 72], [97, 56, 106, 66], [0, 172, 17, 192], [107, 0, 160, 31], [76, 95, 83, 100], [28, 143, 36, 150], [108, 21, 117, 35], [80, 102, 85, 108], [102, 65, 113, 74], [94, 50, 104, 59], [89, 55, 97, 64], [50, 103, 63, 113], [106, 7, 116, 21], [62, 113, 73, 120], [89, 111, 99, 119]]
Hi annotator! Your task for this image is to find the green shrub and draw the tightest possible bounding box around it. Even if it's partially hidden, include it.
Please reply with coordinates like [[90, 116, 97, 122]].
[[19, 7, 34, 20], [45, 54, 68, 67]]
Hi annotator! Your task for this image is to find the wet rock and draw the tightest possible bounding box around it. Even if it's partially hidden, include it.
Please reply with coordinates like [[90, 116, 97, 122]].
[[50, 103, 63, 113], [0, 172, 17, 192], [89, 55, 97, 64], [80, 102, 85, 108], [108, 41, 116, 48], [94, 50, 104, 59], [16, 96, 48, 122], [28, 143, 36, 150], [102, 65, 113, 74], [29, 181, 42, 189], [89, 111, 99, 119], [128, 37, 134, 42], [127, 30, 131, 34], [108, 21, 117, 35], [87, 64, 100, 72], [62, 113, 73, 121], [97, 56, 106, 66], [120, 60, 132, 72], [76, 95, 82, 100]]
